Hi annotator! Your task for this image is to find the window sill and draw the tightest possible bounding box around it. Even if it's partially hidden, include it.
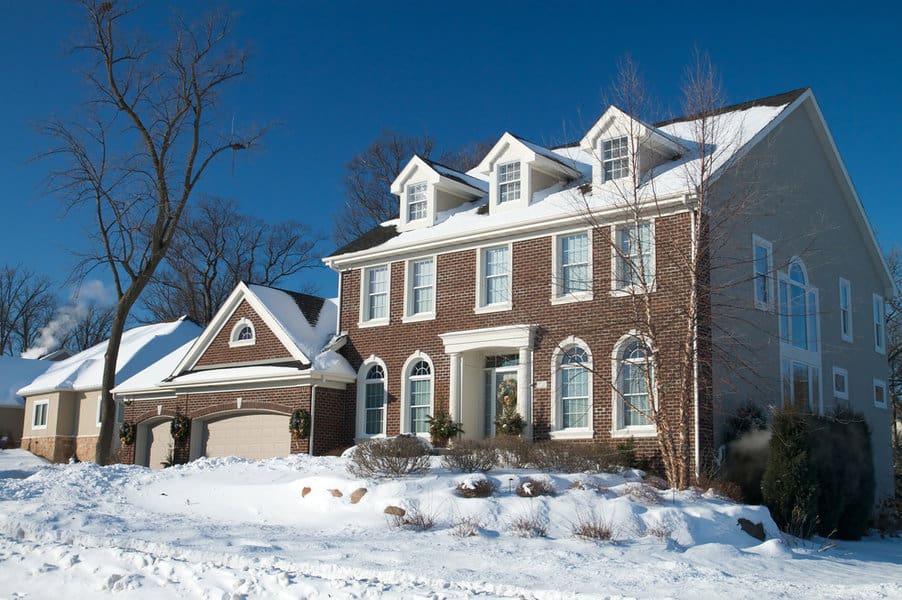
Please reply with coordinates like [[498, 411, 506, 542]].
[[874, 402, 888, 410], [551, 293, 593, 306], [549, 429, 594, 440], [754, 300, 773, 312], [402, 312, 436, 324], [31, 425, 48, 431], [228, 339, 256, 348], [833, 392, 849, 401], [356, 433, 387, 440], [474, 302, 512, 315], [357, 319, 390, 329], [611, 426, 656, 439], [609, 286, 655, 298]]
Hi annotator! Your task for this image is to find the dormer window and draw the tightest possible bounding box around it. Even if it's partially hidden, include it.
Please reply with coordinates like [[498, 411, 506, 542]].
[[229, 318, 256, 347], [497, 161, 521, 203], [407, 182, 428, 221], [602, 136, 629, 181]]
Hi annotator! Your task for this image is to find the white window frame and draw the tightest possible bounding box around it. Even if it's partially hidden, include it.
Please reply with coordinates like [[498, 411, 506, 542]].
[[400, 351, 434, 436], [611, 332, 656, 438], [356, 357, 387, 438], [832, 366, 849, 401], [601, 136, 629, 182], [752, 234, 774, 311], [780, 358, 823, 414], [497, 161, 521, 204], [839, 278, 853, 343], [777, 258, 820, 354], [550, 336, 593, 439], [359, 264, 391, 327], [873, 293, 886, 354], [874, 379, 887, 409], [32, 399, 49, 430], [228, 318, 256, 348], [402, 256, 436, 323], [475, 244, 513, 314], [406, 181, 428, 222], [551, 230, 593, 304], [610, 220, 656, 295]]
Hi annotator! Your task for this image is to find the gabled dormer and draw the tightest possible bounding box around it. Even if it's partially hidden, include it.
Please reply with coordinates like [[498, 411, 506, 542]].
[[475, 132, 582, 215], [580, 106, 684, 189], [391, 155, 486, 233]]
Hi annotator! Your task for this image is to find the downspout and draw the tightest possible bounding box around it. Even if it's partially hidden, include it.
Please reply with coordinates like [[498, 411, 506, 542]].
[[690, 205, 701, 479], [309, 383, 318, 456]]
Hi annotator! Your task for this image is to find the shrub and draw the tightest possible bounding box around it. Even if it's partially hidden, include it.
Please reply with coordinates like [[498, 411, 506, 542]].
[[515, 477, 556, 497], [762, 406, 875, 539], [490, 436, 533, 468], [427, 411, 464, 447], [624, 483, 662, 505], [572, 510, 615, 541], [508, 508, 547, 538], [723, 401, 769, 445], [720, 402, 771, 504], [442, 440, 499, 473], [346, 436, 431, 478], [450, 515, 483, 537], [455, 477, 496, 498], [696, 475, 744, 503], [388, 505, 436, 531], [530, 441, 622, 473]]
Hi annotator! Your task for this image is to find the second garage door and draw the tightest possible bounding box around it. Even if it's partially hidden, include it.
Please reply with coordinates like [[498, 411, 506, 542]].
[[202, 413, 290, 460]]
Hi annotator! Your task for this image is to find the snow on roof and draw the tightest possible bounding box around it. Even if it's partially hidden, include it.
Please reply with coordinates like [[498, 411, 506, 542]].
[[112, 336, 198, 396], [426, 159, 488, 193], [164, 349, 355, 387], [0, 356, 54, 408], [246, 285, 337, 364], [18, 319, 203, 397]]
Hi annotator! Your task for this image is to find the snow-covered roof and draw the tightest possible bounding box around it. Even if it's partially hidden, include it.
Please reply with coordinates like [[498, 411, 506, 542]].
[[18, 319, 203, 397], [0, 356, 54, 408], [426, 159, 488, 193], [245, 284, 337, 364], [112, 337, 198, 396], [164, 349, 355, 388]]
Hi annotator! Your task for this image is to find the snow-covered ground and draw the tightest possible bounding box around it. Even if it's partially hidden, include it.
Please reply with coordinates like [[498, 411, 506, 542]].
[[0, 448, 899, 599]]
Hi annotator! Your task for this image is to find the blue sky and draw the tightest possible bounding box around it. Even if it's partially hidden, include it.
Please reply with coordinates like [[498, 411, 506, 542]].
[[1, 1, 899, 304]]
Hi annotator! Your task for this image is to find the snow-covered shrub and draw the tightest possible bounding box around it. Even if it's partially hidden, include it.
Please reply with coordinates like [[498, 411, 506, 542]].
[[515, 477, 555, 497], [450, 515, 483, 537], [508, 508, 547, 538], [624, 483, 661, 505], [530, 441, 622, 473], [454, 475, 495, 498], [442, 440, 498, 473], [572, 509, 615, 541], [346, 436, 431, 478], [490, 436, 533, 469], [388, 504, 436, 531]]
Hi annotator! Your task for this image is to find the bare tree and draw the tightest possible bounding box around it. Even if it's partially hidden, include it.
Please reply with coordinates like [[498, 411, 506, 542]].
[[57, 301, 115, 353], [42, 1, 263, 464], [333, 130, 493, 246], [142, 197, 322, 324], [0, 265, 56, 356], [886, 247, 901, 465]]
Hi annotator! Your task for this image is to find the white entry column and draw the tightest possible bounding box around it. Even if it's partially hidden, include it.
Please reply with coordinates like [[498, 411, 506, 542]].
[[448, 352, 461, 422], [517, 345, 532, 438]]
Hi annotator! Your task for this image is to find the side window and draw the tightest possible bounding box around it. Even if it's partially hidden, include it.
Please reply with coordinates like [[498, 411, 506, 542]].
[[752, 235, 773, 310]]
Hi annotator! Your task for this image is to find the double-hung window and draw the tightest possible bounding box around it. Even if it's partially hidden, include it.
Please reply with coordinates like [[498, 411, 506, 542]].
[[602, 136, 629, 181], [480, 246, 511, 308], [752, 235, 773, 309], [614, 222, 653, 290], [363, 265, 389, 323], [873, 294, 886, 354], [559, 346, 590, 429], [407, 182, 428, 222], [408, 360, 432, 434], [363, 364, 386, 436], [497, 161, 521, 204], [32, 400, 48, 429], [839, 278, 853, 342], [407, 258, 435, 318], [556, 232, 591, 299], [874, 379, 887, 408]]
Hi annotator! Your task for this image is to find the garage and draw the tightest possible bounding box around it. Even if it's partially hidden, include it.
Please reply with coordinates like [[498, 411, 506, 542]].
[[201, 412, 290, 460], [136, 420, 172, 470]]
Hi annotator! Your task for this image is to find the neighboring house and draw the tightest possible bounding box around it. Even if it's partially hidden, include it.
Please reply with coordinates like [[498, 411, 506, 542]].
[[17, 318, 202, 462], [116, 282, 355, 468], [0, 356, 53, 447], [321, 88, 896, 499]]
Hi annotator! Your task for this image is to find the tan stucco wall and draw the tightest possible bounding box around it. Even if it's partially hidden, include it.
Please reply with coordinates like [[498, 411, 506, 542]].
[[76, 390, 102, 437]]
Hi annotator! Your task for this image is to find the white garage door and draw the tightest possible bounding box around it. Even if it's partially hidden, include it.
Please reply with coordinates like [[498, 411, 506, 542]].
[[202, 413, 290, 460], [146, 421, 172, 470]]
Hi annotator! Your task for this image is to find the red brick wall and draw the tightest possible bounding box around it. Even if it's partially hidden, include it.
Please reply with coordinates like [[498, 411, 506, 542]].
[[338, 213, 707, 471], [195, 300, 295, 368]]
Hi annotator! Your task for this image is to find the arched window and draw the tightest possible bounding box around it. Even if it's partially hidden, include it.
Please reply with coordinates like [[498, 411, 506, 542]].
[[551, 338, 593, 436], [357, 359, 387, 437], [229, 318, 256, 347], [777, 258, 822, 413], [612, 334, 655, 434], [405, 355, 433, 434]]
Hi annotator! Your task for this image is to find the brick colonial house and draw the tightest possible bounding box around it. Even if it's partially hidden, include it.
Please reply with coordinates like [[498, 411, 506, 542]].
[[115, 282, 355, 468], [323, 88, 896, 498]]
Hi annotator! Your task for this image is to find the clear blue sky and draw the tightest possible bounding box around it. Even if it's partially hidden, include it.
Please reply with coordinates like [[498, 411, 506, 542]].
[[1, 1, 899, 303]]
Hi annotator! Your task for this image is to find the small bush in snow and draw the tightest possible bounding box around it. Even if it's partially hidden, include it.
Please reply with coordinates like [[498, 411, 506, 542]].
[[624, 483, 662, 505], [515, 477, 555, 497], [646, 521, 671, 540], [388, 505, 436, 531], [572, 510, 615, 541], [455, 477, 496, 498], [450, 515, 483, 538], [442, 440, 499, 473], [530, 441, 627, 473], [490, 436, 533, 469], [696, 474, 744, 503], [346, 436, 431, 479], [508, 509, 547, 538]]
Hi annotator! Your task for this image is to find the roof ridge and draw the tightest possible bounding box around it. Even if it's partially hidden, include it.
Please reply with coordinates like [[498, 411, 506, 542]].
[[653, 87, 809, 128]]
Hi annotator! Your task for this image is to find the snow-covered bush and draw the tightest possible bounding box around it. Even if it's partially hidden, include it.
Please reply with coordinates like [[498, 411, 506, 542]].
[[387, 504, 436, 531], [515, 477, 555, 497], [490, 436, 533, 469], [530, 441, 622, 473], [508, 508, 547, 538], [450, 515, 483, 537], [346, 436, 431, 478], [454, 475, 495, 498], [442, 440, 498, 473], [571, 509, 615, 541]]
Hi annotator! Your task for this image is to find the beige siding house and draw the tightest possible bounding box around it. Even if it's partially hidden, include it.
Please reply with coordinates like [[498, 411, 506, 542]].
[[0, 356, 53, 447]]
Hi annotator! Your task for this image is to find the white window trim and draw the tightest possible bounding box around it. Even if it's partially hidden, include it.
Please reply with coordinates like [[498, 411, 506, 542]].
[[399, 351, 434, 436], [610, 331, 657, 438], [752, 234, 774, 311], [549, 336, 594, 439], [358, 264, 391, 328], [839, 278, 853, 343], [610, 219, 656, 297], [497, 160, 522, 205], [32, 399, 49, 430], [474, 243, 513, 314], [551, 229, 594, 305], [406, 181, 429, 222], [402, 256, 437, 323], [874, 378, 887, 409], [228, 318, 256, 348], [832, 366, 849, 401], [600, 135, 630, 183], [873, 293, 886, 354], [356, 356, 388, 439]]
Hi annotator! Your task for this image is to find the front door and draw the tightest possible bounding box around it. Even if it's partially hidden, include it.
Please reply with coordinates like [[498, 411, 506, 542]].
[[483, 354, 519, 437]]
